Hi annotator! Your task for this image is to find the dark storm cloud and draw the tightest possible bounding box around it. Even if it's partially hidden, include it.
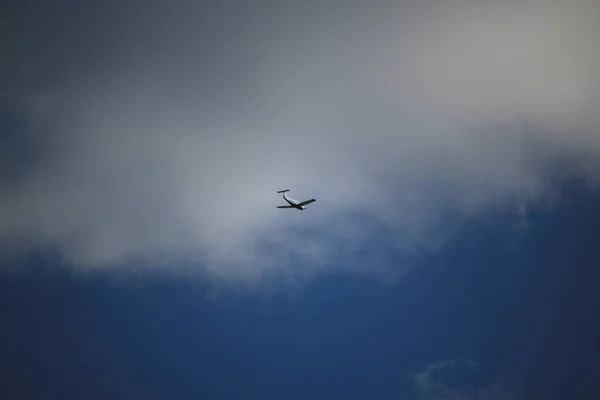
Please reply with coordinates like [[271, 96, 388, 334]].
[[1, 0, 599, 284]]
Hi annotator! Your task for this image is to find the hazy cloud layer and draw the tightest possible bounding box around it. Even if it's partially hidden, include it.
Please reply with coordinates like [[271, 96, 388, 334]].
[[2, 0, 599, 284]]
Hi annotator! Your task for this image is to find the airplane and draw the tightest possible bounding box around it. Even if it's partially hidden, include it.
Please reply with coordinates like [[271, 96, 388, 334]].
[[276, 189, 316, 210]]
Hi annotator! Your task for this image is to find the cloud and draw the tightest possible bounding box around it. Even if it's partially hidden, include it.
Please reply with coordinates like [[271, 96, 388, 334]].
[[1, 0, 600, 285], [413, 359, 516, 400]]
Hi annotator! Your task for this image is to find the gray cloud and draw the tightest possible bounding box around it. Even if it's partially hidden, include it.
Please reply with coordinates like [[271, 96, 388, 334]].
[[2, 0, 599, 285]]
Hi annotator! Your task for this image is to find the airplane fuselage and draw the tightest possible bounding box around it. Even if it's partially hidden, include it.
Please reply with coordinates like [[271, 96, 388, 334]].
[[284, 194, 305, 210]]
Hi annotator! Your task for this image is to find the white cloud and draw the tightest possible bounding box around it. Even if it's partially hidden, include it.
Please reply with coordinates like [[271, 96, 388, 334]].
[[2, 0, 599, 285]]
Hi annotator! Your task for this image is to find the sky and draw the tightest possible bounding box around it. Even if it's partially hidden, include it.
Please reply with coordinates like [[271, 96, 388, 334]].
[[1, 0, 600, 398]]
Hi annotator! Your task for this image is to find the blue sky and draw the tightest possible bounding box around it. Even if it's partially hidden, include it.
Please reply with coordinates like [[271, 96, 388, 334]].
[[2, 182, 600, 398], [2, 1, 600, 398]]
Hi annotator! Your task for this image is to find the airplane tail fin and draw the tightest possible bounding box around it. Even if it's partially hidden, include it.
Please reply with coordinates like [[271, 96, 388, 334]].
[[277, 189, 290, 193]]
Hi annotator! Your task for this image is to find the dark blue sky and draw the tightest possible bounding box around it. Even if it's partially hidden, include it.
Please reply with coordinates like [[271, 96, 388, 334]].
[[1, 181, 599, 399]]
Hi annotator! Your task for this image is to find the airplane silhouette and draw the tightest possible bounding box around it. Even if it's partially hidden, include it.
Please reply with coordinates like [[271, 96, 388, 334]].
[[276, 189, 316, 210]]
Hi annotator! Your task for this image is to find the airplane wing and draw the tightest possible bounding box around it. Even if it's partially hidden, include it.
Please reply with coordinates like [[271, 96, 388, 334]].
[[277, 205, 294, 208], [297, 199, 316, 207]]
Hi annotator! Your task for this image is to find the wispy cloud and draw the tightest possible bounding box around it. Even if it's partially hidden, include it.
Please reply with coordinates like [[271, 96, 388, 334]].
[[413, 359, 516, 400], [2, 0, 599, 285]]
